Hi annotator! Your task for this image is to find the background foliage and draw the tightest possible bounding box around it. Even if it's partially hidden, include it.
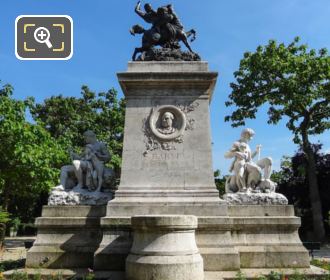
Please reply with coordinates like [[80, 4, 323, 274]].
[[0, 82, 125, 224], [225, 38, 330, 241], [273, 144, 330, 240], [31, 85, 126, 174]]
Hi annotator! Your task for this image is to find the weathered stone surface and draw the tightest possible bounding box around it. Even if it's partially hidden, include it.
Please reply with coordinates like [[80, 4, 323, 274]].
[[117, 62, 218, 193], [223, 192, 288, 205], [126, 61, 208, 72], [109, 61, 223, 215], [48, 187, 113, 206], [227, 205, 310, 269], [126, 215, 204, 280], [26, 206, 105, 269], [94, 61, 232, 272]]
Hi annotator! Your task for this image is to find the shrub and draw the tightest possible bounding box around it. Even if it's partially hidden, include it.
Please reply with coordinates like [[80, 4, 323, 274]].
[[0, 209, 9, 247], [0, 260, 25, 272]]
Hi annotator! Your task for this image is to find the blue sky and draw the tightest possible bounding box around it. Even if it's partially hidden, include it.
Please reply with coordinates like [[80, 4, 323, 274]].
[[0, 0, 329, 174]]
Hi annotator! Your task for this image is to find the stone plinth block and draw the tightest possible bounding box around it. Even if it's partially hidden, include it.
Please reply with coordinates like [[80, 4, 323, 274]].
[[126, 215, 204, 280], [26, 206, 105, 269], [48, 188, 113, 206], [108, 61, 224, 218], [95, 61, 233, 271], [228, 205, 310, 269], [223, 192, 288, 205]]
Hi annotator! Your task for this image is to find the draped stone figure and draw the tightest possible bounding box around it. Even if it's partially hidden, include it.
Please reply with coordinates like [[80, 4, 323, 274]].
[[224, 128, 275, 193], [55, 130, 114, 192]]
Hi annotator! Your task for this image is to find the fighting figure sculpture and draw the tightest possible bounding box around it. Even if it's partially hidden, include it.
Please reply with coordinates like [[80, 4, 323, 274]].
[[130, 1, 200, 61]]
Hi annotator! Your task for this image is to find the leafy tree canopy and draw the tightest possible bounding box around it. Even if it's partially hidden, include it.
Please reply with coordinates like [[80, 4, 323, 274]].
[[31, 86, 125, 172], [226, 37, 330, 144], [273, 145, 330, 240], [0, 82, 67, 217], [225, 37, 330, 241], [214, 170, 226, 197], [0, 83, 125, 222]]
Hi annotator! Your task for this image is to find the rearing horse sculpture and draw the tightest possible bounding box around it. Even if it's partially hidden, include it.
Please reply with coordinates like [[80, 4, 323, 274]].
[[130, 2, 198, 61], [130, 24, 196, 61]]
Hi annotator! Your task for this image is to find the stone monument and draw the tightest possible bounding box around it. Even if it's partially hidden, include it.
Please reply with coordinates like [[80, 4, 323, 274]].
[[21, 2, 325, 279], [92, 61, 311, 278]]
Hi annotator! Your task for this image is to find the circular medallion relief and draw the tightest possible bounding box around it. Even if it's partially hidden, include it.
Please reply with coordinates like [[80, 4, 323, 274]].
[[149, 105, 187, 141]]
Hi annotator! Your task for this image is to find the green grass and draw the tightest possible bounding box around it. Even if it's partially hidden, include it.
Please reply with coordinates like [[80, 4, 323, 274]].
[[311, 259, 330, 271], [235, 268, 330, 280], [0, 260, 329, 279]]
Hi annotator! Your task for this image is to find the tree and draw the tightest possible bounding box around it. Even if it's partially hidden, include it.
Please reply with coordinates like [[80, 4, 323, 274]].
[[225, 37, 330, 241], [0, 83, 125, 223], [0, 82, 66, 218], [214, 170, 226, 196], [0, 207, 9, 247], [31, 86, 126, 175], [273, 145, 330, 240]]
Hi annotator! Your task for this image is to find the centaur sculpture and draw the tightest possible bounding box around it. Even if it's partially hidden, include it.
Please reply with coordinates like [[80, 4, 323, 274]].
[[130, 1, 200, 61]]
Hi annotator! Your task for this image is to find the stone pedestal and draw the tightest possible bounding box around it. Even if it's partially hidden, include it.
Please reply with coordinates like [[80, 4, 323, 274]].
[[227, 205, 310, 269], [110, 61, 224, 214], [94, 62, 239, 271], [126, 215, 204, 280], [26, 206, 105, 269], [223, 192, 288, 205]]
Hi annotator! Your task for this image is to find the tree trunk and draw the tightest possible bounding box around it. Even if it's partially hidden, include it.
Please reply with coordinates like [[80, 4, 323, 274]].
[[302, 130, 325, 242], [2, 184, 9, 212]]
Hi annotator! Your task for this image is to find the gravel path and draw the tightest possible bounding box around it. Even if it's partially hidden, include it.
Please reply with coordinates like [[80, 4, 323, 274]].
[[1, 237, 329, 263], [0, 237, 36, 262]]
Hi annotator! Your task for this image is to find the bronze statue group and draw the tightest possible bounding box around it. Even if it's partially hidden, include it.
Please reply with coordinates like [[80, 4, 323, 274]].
[[130, 1, 199, 61]]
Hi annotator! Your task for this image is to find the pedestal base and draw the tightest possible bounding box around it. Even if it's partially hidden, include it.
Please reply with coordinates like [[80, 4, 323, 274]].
[[27, 205, 312, 276], [26, 206, 105, 269], [126, 215, 204, 280]]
